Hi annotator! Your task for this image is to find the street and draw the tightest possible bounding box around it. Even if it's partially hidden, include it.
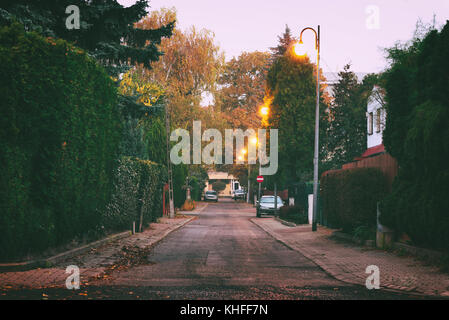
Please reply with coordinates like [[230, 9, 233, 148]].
[[1, 200, 425, 300]]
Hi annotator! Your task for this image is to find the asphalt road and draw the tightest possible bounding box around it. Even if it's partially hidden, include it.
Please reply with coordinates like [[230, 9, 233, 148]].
[[2, 200, 425, 300]]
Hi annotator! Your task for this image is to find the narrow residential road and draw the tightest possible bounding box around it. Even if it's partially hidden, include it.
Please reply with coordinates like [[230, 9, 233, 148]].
[[110, 200, 344, 289], [2, 199, 425, 300]]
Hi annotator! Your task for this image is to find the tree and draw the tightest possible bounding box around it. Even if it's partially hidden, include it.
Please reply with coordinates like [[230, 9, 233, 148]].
[[265, 51, 328, 186], [0, 0, 174, 75], [1, 1, 175, 151], [380, 21, 449, 251], [322, 65, 376, 170], [270, 25, 295, 60], [215, 51, 271, 129], [135, 8, 224, 130], [212, 180, 227, 193]]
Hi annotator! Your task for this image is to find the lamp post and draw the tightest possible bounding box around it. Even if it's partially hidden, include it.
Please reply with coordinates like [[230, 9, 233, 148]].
[[294, 26, 320, 232], [240, 135, 259, 204], [240, 148, 251, 203]]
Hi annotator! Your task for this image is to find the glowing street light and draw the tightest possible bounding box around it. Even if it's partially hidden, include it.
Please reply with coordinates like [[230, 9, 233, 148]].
[[251, 137, 258, 145], [293, 40, 307, 57], [260, 105, 269, 116]]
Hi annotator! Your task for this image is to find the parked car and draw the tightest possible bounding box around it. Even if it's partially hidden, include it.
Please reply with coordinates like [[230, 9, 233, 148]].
[[233, 189, 246, 201], [257, 196, 284, 217], [204, 190, 218, 202]]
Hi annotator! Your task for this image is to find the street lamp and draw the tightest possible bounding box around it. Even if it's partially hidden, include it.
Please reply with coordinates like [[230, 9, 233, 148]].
[[260, 105, 269, 116], [294, 26, 320, 232]]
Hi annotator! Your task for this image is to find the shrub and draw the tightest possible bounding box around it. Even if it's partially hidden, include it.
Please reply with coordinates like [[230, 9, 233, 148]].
[[0, 24, 121, 260], [104, 157, 167, 232], [279, 205, 308, 225], [181, 199, 195, 211], [320, 168, 387, 233]]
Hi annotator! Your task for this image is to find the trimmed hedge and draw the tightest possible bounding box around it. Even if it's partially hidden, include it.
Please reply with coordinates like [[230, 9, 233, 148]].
[[279, 205, 308, 225], [320, 168, 387, 232], [104, 157, 167, 232], [0, 24, 121, 260]]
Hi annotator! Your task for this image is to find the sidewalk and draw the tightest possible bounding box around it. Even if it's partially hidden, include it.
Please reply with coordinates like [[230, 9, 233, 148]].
[[0, 216, 195, 292], [251, 217, 449, 297]]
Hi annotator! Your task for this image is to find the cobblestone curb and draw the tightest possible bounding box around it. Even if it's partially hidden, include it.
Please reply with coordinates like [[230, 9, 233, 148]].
[[150, 216, 196, 245], [0, 231, 132, 272], [274, 216, 297, 228]]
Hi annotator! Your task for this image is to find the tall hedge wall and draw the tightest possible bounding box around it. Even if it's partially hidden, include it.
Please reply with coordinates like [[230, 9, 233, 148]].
[[320, 168, 388, 232], [104, 157, 167, 231], [0, 24, 121, 260], [380, 22, 449, 252]]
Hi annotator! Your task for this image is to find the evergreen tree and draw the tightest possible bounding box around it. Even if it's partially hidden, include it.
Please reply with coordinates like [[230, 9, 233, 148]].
[[322, 64, 373, 170], [270, 25, 295, 60], [0, 0, 174, 75], [265, 53, 327, 186]]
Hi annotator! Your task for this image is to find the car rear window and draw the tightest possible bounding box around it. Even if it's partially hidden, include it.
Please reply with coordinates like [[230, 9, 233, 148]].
[[260, 197, 282, 203]]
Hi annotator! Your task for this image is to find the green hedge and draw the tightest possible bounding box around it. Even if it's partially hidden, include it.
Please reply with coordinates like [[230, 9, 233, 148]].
[[104, 157, 167, 231], [279, 205, 308, 225], [320, 168, 387, 232], [0, 24, 121, 260]]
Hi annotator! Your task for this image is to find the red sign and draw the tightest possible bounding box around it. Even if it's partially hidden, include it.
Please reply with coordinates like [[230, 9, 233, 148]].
[[257, 176, 264, 183]]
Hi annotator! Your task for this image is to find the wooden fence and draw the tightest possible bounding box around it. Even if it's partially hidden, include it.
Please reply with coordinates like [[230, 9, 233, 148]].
[[342, 153, 398, 190]]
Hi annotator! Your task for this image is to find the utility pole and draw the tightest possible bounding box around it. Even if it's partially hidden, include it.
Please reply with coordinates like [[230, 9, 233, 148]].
[[165, 105, 175, 218], [274, 182, 278, 216], [247, 164, 251, 203]]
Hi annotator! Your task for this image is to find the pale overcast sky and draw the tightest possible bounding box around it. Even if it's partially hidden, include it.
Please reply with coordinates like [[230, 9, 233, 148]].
[[118, 0, 449, 74]]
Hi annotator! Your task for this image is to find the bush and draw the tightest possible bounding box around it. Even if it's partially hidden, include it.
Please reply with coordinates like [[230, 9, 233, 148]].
[[0, 24, 121, 260], [288, 181, 313, 211], [279, 205, 308, 225], [104, 157, 167, 232], [181, 199, 195, 211], [320, 168, 387, 233]]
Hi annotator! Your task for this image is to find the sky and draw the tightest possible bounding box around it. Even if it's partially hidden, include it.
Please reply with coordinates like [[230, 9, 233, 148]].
[[118, 0, 449, 74]]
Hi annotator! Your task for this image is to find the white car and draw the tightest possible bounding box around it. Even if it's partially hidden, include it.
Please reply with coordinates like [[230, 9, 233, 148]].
[[233, 189, 246, 200], [257, 196, 284, 216], [204, 190, 218, 202]]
